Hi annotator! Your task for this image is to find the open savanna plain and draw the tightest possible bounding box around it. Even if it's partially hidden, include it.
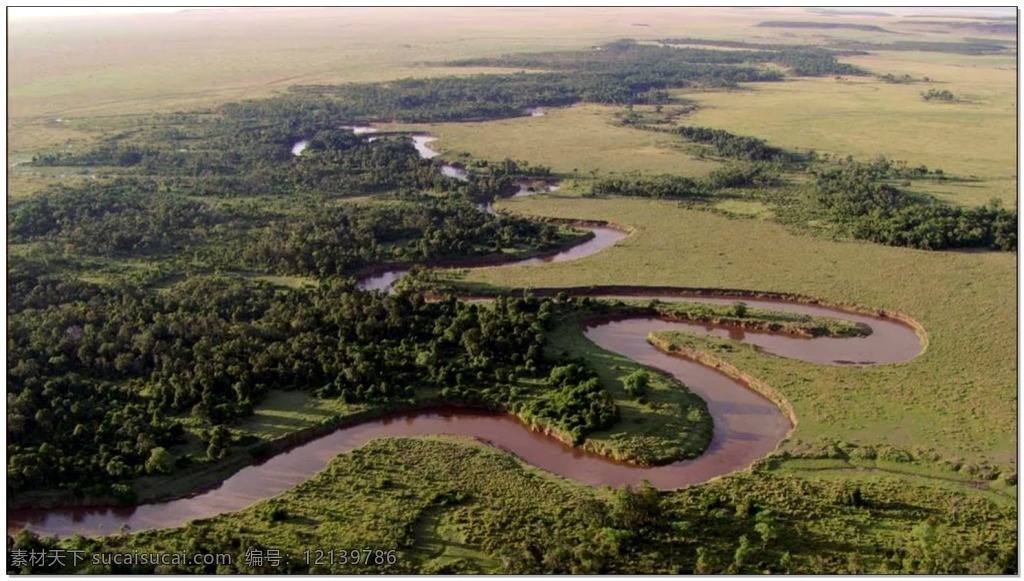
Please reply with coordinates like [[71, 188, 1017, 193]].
[[680, 54, 1017, 207], [6, 6, 1017, 575]]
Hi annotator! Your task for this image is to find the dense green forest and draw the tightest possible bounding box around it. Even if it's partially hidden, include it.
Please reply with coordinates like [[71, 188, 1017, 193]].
[[8, 263, 638, 495], [32, 119, 453, 198], [19, 113, 584, 276], [9, 178, 577, 276], [29, 106, 548, 205], [809, 159, 1016, 251]]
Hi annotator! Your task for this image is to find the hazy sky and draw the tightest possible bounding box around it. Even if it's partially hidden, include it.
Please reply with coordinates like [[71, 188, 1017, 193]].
[[8, 7, 213, 21], [7, 4, 1016, 22]]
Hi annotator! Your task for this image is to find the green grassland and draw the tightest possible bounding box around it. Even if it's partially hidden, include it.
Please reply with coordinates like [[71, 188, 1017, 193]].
[[639, 299, 870, 337], [386, 57, 1014, 207]]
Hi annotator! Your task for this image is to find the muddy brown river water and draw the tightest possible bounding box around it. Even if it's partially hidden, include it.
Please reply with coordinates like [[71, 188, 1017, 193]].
[[356, 226, 629, 293]]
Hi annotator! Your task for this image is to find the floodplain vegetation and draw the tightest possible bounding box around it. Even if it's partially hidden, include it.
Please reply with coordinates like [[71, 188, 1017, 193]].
[[6, 8, 1017, 575], [10, 439, 1016, 574]]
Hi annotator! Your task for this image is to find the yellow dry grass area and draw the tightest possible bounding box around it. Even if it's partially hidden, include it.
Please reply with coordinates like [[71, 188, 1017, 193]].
[[5, 117, 105, 158], [477, 194, 1016, 467], [6, 174, 96, 201], [7, 7, 775, 120], [392, 104, 722, 177]]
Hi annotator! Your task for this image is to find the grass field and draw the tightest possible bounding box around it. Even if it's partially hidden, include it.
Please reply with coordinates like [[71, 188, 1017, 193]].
[[681, 64, 1016, 207], [397, 48, 1012, 207], [236, 390, 360, 441], [391, 104, 723, 178]]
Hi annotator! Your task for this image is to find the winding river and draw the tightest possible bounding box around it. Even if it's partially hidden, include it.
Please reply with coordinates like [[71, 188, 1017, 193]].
[[355, 226, 628, 293], [7, 129, 926, 538]]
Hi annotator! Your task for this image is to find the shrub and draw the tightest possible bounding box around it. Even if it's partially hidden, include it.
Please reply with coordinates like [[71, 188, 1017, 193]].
[[624, 370, 651, 397], [921, 88, 956, 102], [265, 505, 289, 522], [110, 483, 137, 505], [730, 301, 749, 318]]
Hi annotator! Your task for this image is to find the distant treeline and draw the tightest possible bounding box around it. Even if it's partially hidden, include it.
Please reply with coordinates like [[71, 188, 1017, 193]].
[[828, 39, 1010, 56], [591, 162, 783, 200], [672, 126, 791, 162], [660, 37, 869, 56], [661, 35, 1011, 58], [290, 38, 813, 122], [593, 174, 708, 200], [292, 73, 583, 122], [632, 124, 795, 163], [454, 39, 865, 81], [903, 20, 1017, 36], [756, 20, 892, 32]]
